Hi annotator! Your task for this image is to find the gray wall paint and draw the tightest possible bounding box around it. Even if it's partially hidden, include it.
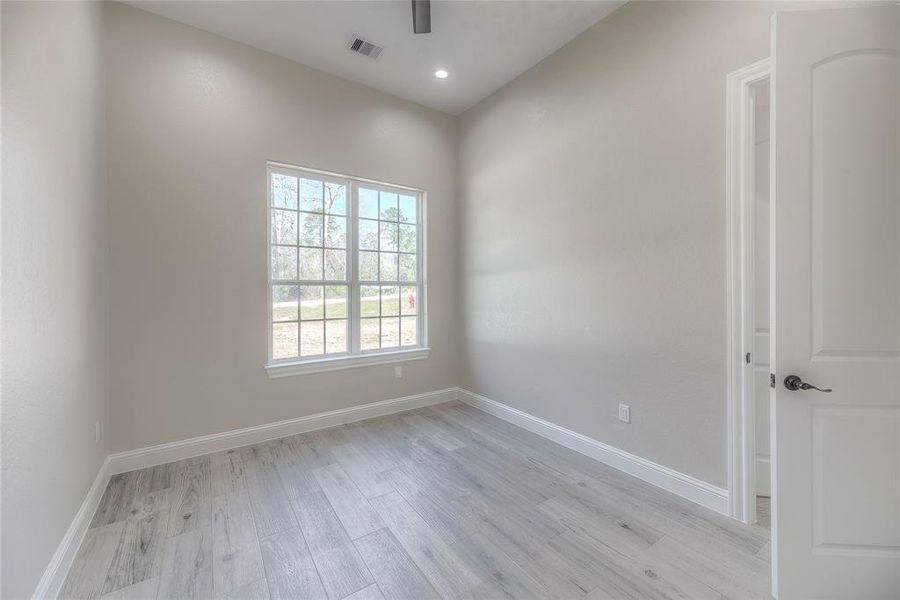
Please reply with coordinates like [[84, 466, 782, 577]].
[[105, 4, 461, 452], [1, 2, 109, 597], [458, 1, 788, 487]]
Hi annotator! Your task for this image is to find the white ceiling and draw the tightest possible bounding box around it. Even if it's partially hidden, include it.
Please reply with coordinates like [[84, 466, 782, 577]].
[[124, 1, 625, 115]]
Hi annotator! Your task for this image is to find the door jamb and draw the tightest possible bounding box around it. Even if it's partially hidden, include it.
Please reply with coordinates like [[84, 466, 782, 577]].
[[725, 58, 771, 526]]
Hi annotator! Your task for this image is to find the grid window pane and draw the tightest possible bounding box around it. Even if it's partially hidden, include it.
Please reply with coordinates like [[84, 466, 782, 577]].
[[326, 320, 347, 354], [273, 174, 298, 209], [359, 219, 378, 250], [361, 318, 380, 350], [271, 171, 423, 363], [299, 212, 323, 246], [359, 188, 378, 219], [300, 321, 324, 356], [380, 192, 398, 221], [381, 286, 400, 317], [399, 254, 416, 282], [325, 216, 346, 248], [380, 317, 400, 348], [272, 246, 297, 280], [401, 317, 417, 346], [273, 285, 299, 321], [325, 285, 347, 318], [401, 286, 417, 316], [324, 182, 347, 215], [361, 286, 380, 317], [380, 222, 399, 252], [399, 224, 416, 253], [300, 179, 323, 213], [379, 252, 398, 281], [300, 285, 324, 320], [359, 251, 378, 281], [273, 322, 299, 359], [272, 209, 298, 245], [299, 248, 323, 280], [398, 194, 416, 223], [324, 249, 346, 281]]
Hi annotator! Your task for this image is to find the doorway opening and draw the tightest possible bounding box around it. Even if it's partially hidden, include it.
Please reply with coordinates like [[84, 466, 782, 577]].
[[749, 79, 771, 529], [726, 58, 772, 529]]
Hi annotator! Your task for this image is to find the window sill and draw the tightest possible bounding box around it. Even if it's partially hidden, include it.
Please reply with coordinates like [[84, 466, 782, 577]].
[[265, 347, 430, 378]]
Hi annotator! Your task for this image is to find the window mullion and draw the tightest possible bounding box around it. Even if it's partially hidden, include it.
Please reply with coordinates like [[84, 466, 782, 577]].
[[350, 182, 361, 353], [319, 184, 326, 356], [267, 166, 274, 365], [417, 193, 425, 349], [376, 193, 382, 349]]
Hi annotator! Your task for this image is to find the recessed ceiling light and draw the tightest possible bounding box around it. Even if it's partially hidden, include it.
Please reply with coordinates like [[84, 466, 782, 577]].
[[434, 69, 449, 79]]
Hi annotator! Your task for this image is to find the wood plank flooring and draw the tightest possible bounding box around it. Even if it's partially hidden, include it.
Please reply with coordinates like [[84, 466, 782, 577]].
[[756, 497, 771, 530], [61, 402, 770, 599]]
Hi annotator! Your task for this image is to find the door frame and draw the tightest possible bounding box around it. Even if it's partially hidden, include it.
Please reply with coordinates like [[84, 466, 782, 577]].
[[725, 57, 771, 526]]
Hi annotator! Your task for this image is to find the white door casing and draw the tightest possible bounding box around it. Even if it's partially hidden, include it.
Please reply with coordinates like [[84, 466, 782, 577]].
[[773, 4, 899, 599], [726, 58, 771, 526]]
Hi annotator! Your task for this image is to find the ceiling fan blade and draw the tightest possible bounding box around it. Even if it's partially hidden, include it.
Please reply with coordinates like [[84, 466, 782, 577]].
[[412, 0, 431, 34]]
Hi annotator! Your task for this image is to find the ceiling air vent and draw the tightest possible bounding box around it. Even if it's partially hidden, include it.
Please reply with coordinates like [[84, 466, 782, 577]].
[[349, 37, 383, 60]]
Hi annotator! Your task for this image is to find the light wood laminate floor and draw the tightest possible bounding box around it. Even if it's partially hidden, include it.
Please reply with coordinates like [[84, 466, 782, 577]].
[[756, 497, 771, 530], [61, 402, 771, 599]]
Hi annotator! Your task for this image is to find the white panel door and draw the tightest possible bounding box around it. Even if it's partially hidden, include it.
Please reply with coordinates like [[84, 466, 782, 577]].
[[773, 4, 899, 598]]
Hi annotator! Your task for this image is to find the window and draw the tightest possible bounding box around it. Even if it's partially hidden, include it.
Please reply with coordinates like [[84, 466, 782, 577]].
[[266, 164, 427, 376]]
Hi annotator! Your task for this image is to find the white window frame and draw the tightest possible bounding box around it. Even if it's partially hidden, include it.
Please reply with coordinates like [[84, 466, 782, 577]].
[[265, 162, 428, 378]]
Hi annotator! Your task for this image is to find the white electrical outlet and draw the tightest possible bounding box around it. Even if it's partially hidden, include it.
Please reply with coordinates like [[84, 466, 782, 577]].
[[394, 366, 402, 379], [95, 421, 102, 443], [618, 404, 631, 424]]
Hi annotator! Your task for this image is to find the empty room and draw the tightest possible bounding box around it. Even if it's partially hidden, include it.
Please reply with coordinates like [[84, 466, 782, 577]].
[[2, 1, 898, 599]]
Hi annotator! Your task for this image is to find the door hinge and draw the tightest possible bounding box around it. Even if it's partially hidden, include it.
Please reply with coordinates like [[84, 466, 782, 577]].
[[770, 373, 776, 388], [746, 352, 752, 364]]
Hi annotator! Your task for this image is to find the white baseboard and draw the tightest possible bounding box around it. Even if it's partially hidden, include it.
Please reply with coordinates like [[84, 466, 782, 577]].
[[108, 388, 458, 474], [32, 457, 111, 600], [457, 388, 730, 515]]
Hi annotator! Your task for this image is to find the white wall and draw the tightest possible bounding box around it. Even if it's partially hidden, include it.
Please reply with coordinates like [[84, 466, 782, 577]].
[[1, 2, 109, 597], [105, 4, 461, 452], [458, 1, 793, 487]]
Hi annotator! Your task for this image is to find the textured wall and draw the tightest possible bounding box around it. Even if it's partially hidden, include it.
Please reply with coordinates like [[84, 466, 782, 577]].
[[105, 4, 461, 452], [458, 1, 789, 486], [1, 2, 109, 597]]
